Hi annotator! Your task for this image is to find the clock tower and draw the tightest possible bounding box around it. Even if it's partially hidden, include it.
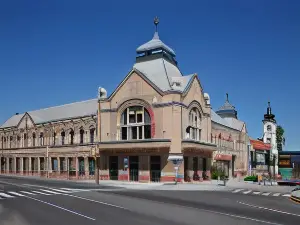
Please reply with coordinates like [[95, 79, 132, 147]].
[[262, 102, 278, 175]]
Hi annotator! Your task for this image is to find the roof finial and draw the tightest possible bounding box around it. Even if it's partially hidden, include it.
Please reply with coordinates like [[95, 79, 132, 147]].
[[226, 93, 229, 102], [154, 16, 159, 32], [268, 101, 270, 107]]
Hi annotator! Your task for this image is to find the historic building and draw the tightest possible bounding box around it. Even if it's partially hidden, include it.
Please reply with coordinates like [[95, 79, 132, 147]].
[[210, 94, 249, 178], [248, 102, 278, 176], [0, 19, 250, 182]]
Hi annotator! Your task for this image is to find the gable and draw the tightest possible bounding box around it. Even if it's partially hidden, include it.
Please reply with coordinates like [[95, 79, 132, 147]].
[[17, 113, 35, 129], [182, 77, 206, 110], [109, 71, 163, 109]]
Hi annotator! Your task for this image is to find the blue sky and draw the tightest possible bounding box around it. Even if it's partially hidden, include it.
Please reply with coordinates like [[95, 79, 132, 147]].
[[0, 1, 299, 150]]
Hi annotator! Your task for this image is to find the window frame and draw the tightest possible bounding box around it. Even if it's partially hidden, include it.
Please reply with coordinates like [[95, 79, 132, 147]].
[[187, 108, 201, 141], [120, 106, 151, 141]]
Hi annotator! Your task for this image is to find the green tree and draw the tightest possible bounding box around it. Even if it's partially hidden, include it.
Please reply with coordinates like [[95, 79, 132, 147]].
[[276, 126, 285, 151]]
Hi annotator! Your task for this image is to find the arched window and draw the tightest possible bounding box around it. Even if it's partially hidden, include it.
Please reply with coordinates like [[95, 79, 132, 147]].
[[17, 136, 21, 147], [53, 132, 56, 145], [186, 108, 201, 141], [24, 133, 27, 147], [267, 125, 272, 132], [3, 137, 6, 148], [90, 127, 95, 143], [32, 133, 36, 147], [39, 132, 44, 146], [120, 106, 151, 140], [70, 129, 74, 145], [61, 131, 65, 145], [80, 129, 84, 144], [10, 136, 13, 148]]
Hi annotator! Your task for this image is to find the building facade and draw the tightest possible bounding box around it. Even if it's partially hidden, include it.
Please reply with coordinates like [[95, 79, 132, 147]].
[[0, 19, 250, 182], [211, 94, 249, 178]]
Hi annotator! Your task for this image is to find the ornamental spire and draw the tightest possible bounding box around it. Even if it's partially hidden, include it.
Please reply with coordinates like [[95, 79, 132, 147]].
[[154, 16, 159, 32]]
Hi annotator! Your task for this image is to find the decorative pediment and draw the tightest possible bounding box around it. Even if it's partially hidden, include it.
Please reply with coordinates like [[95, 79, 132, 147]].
[[17, 113, 35, 130]]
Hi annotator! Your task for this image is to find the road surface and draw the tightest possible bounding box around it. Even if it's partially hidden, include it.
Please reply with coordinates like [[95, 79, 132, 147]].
[[0, 175, 299, 225]]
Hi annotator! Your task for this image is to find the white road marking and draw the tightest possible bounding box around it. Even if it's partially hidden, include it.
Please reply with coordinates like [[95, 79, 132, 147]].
[[40, 189, 60, 194], [0, 192, 14, 198], [238, 201, 300, 217], [253, 192, 261, 195], [243, 190, 252, 194], [232, 189, 243, 193], [61, 193, 127, 210], [60, 188, 86, 192], [23, 195, 96, 221], [273, 193, 281, 197], [201, 208, 282, 225], [8, 192, 25, 197], [49, 189, 72, 193], [262, 193, 271, 196], [32, 190, 51, 195], [20, 191, 36, 195], [282, 194, 291, 197]]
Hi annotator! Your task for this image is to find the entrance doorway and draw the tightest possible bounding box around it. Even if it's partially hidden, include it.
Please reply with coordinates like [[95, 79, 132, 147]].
[[150, 156, 161, 182], [109, 156, 118, 180], [129, 156, 139, 181], [184, 156, 189, 181]]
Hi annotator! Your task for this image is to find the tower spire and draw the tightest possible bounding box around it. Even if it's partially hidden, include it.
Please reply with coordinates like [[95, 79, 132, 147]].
[[154, 16, 159, 32], [226, 93, 229, 102]]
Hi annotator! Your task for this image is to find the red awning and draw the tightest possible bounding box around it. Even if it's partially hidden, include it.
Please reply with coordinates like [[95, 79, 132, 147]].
[[250, 139, 271, 151], [214, 154, 232, 161]]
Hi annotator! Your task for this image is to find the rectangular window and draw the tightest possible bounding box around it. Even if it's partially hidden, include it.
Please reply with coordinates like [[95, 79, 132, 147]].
[[144, 125, 151, 139], [137, 113, 143, 123], [121, 127, 127, 140], [138, 126, 143, 139], [129, 113, 136, 123], [132, 126, 137, 139]]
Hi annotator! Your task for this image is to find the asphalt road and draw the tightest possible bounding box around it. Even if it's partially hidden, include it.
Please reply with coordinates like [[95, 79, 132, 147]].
[[0, 176, 299, 225]]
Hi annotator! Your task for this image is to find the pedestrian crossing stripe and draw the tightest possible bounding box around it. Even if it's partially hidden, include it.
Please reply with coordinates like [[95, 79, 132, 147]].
[[231, 189, 291, 197], [0, 188, 89, 200], [8, 192, 25, 197], [0, 193, 14, 198]]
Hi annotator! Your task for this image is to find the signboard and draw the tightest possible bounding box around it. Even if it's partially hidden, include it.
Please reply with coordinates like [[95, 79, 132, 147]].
[[279, 159, 291, 166]]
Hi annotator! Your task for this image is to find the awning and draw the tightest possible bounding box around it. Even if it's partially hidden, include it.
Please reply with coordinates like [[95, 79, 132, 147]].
[[214, 154, 232, 161]]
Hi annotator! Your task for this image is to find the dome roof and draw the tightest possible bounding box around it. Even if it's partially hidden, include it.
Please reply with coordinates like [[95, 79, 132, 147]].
[[136, 31, 176, 57]]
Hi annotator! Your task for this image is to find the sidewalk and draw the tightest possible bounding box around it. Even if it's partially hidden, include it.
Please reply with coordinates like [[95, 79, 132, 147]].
[[225, 179, 296, 193], [0, 174, 297, 192]]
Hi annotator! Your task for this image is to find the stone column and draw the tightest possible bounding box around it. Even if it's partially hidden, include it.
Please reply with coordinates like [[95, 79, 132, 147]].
[[28, 157, 32, 174], [6, 157, 9, 173], [37, 157, 41, 173], [75, 157, 79, 179], [48, 157, 52, 171], [65, 157, 68, 172], [13, 157, 16, 174], [198, 157, 204, 181], [57, 157, 61, 174], [84, 157, 89, 178], [20, 157, 23, 174]]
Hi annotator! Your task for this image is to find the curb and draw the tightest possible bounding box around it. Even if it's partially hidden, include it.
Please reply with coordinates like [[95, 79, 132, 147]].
[[290, 196, 300, 204]]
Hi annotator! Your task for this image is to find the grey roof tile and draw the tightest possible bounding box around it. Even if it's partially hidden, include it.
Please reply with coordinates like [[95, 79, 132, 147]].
[[136, 32, 176, 56], [1, 99, 97, 128]]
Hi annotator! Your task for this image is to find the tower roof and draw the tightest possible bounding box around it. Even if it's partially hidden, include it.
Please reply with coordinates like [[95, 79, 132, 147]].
[[263, 101, 276, 123], [136, 17, 176, 57], [216, 93, 237, 119]]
